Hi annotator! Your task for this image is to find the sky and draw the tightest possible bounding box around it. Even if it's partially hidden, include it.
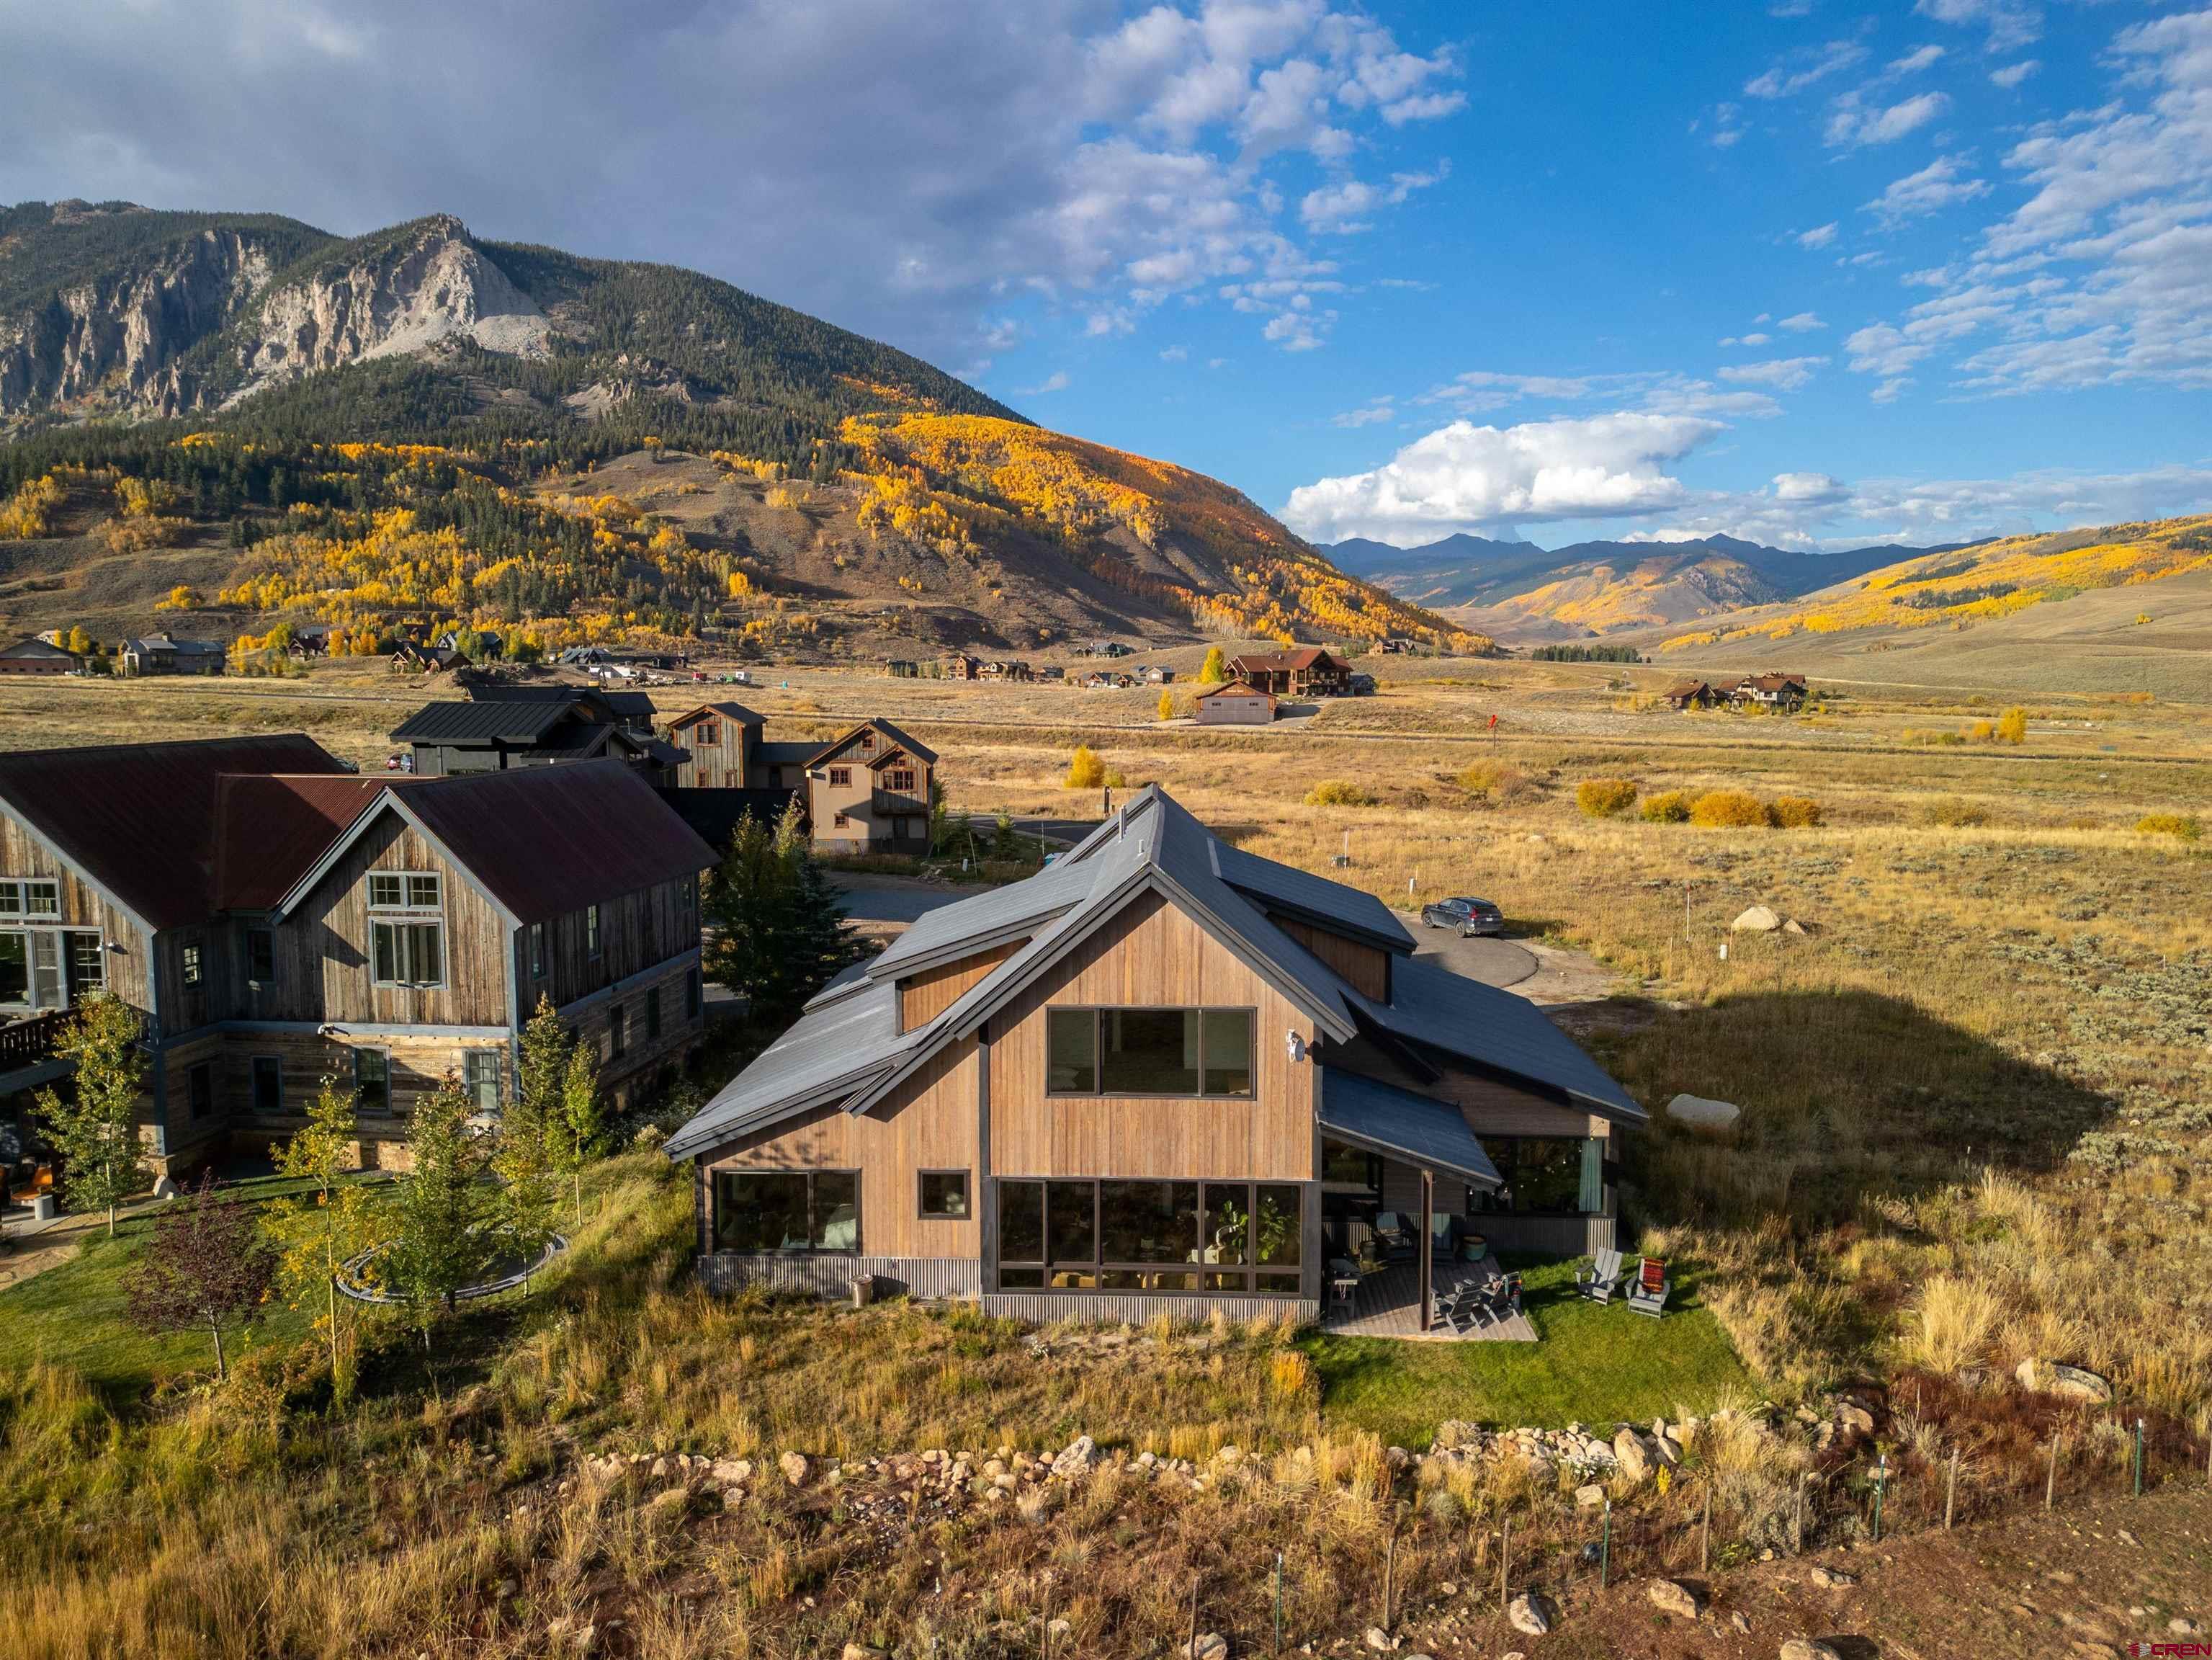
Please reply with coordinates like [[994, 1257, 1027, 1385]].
[[4, 0, 2211, 550]]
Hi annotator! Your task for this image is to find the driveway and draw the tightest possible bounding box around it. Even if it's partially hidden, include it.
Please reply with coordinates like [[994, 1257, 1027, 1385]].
[[1402, 917, 1541, 989]]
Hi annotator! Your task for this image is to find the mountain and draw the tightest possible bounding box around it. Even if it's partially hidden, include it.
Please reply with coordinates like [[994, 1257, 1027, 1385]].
[[0, 200, 1482, 655]]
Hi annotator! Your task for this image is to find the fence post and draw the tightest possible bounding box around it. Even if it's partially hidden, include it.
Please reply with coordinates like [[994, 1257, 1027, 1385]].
[[1599, 1497, 1611, 1591], [1382, 1526, 1396, 1633], [1871, 1456, 1888, 1545], [1943, 1448, 1958, 1530], [1188, 1574, 1199, 1660], [2046, 1436, 2060, 1510], [1272, 1550, 1283, 1656], [2133, 1419, 2144, 1498], [1700, 1480, 1711, 1574], [1499, 1517, 1510, 1614]]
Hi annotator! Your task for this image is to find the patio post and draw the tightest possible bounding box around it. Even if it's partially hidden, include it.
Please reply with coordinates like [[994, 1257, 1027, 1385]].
[[1418, 1167, 1433, 1331]]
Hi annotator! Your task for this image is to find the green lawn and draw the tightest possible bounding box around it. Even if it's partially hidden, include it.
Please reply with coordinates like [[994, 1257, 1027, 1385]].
[[1300, 1257, 1753, 1448], [0, 1175, 333, 1402]]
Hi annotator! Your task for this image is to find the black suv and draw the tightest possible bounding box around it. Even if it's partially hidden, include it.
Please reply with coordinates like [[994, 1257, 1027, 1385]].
[[1420, 896, 1505, 937]]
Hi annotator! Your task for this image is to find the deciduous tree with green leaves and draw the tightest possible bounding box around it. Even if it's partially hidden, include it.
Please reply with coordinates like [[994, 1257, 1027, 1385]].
[[263, 1073, 383, 1397], [35, 991, 150, 1237], [1197, 646, 1228, 684], [384, 1078, 490, 1344], [555, 1034, 605, 1227]]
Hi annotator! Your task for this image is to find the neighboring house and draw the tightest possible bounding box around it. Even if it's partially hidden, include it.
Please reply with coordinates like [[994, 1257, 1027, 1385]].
[[666, 786, 1643, 1329], [1726, 672, 1808, 713], [391, 642, 460, 674], [119, 633, 225, 677], [1081, 671, 1134, 690], [1141, 666, 1174, 684], [665, 701, 766, 790], [752, 741, 820, 792], [463, 679, 657, 736], [0, 738, 715, 1177], [287, 624, 335, 659], [804, 720, 937, 855], [1664, 679, 1719, 710], [979, 660, 1033, 683], [0, 638, 81, 677], [1378, 638, 1417, 655], [1194, 679, 1276, 726], [1228, 648, 1353, 697], [939, 653, 980, 681], [391, 689, 675, 780]]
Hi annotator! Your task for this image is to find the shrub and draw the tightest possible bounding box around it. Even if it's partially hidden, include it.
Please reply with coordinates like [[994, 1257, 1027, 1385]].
[[1996, 706, 2028, 744], [1768, 795, 1823, 829], [1575, 778, 1638, 818], [1306, 780, 1379, 807], [2135, 812, 2202, 842], [1641, 790, 1691, 824], [1689, 790, 1768, 829], [1456, 759, 1533, 803], [1920, 797, 1990, 828], [1968, 720, 1994, 743], [1063, 746, 1107, 789]]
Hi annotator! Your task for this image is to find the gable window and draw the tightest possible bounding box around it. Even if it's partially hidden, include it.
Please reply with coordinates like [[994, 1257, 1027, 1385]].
[[828, 767, 852, 787], [0, 879, 60, 916], [1044, 1007, 1254, 1098], [995, 1178, 1300, 1294], [354, 1047, 390, 1115], [180, 937, 204, 988], [918, 1169, 970, 1220], [713, 1169, 860, 1254], [368, 872, 443, 988], [886, 767, 916, 793], [246, 927, 275, 985], [464, 1050, 501, 1113], [251, 1056, 283, 1117], [697, 720, 720, 747], [368, 873, 440, 910], [586, 903, 602, 960]]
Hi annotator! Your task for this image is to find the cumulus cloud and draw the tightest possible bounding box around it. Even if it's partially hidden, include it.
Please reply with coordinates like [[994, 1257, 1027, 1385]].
[[1778, 311, 1826, 332], [1824, 89, 1948, 148], [1331, 398, 1395, 427], [1280, 411, 1724, 542], [1887, 45, 1946, 75], [1863, 155, 1992, 226], [1717, 354, 1827, 390], [1989, 59, 2038, 89], [1773, 470, 1850, 504], [1298, 165, 1444, 233]]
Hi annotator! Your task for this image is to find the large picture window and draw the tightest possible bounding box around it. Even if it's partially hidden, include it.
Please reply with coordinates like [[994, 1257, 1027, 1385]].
[[1474, 1136, 1606, 1215], [995, 1177, 1302, 1294], [369, 870, 444, 988], [712, 1169, 861, 1254], [1044, 1007, 1255, 1097]]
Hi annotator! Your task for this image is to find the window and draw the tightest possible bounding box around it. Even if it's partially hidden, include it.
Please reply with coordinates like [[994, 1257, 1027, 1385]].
[[251, 1056, 282, 1116], [686, 967, 702, 1019], [712, 1169, 860, 1253], [0, 879, 59, 916], [0, 934, 23, 1006], [886, 767, 916, 793], [828, 767, 852, 787], [65, 931, 103, 999], [180, 937, 203, 988], [354, 1048, 390, 1115], [529, 921, 547, 979], [697, 720, 720, 747], [246, 927, 275, 984], [1474, 1137, 1606, 1216], [645, 986, 662, 1040], [368, 873, 441, 910], [370, 920, 443, 986], [188, 1060, 214, 1121], [465, 1050, 501, 1113], [918, 1169, 970, 1219], [1044, 1007, 1254, 1097], [609, 1004, 627, 1060], [585, 903, 601, 960], [995, 1178, 1301, 1294], [832, 811, 849, 829]]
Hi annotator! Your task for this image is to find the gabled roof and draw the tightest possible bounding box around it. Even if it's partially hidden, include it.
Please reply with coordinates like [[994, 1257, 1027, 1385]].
[[1229, 647, 1351, 672], [668, 701, 766, 730], [215, 774, 401, 910], [463, 682, 656, 720], [807, 718, 939, 769], [0, 735, 351, 931], [1, 637, 80, 660], [1211, 838, 1412, 954], [390, 699, 588, 744], [1319, 1068, 1500, 1187], [1195, 678, 1268, 700]]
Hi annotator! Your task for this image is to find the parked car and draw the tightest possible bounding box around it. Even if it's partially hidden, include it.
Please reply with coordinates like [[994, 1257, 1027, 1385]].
[[1421, 896, 1505, 936]]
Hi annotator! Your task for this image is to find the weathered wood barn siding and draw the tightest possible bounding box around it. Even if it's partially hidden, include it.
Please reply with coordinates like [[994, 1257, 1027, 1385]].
[[516, 877, 697, 1013], [560, 952, 704, 1105], [671, 717, 751, 789], [0, 808, 153, 1009]]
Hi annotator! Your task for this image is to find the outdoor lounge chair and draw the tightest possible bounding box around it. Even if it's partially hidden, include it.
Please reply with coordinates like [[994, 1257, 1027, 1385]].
[[1576, 1246, 1625, 1304], [1625, 1256, 1670, 1318], [1487, 1271, 1524, 1321], [1371, 1212, 1417, 1262]]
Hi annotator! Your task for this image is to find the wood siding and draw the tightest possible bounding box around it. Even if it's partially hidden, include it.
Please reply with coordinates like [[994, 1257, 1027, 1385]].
[[559, 953, 707, 1104], [897, 942, 1020, 1032], [514, 871, 699, 1013], [1273, 917, 1389, 1001], [988, 890, 1317, 1182], [697, 1038, 982, 1259], [0, 805, 154, 1013], [669, 715, 753, 790]]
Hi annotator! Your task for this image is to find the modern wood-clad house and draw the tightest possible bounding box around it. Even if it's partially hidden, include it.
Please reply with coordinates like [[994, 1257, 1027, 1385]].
[[0, 737, 715, 1177], [1663, 679, 1719, 710], [667, 786, 1644, 1331], [802, 720, 937, 855], [390, 687, 679, 780], [663, 701, 766, 790], [118, 633, 225, 677], [1724, 672, 1808, 712]]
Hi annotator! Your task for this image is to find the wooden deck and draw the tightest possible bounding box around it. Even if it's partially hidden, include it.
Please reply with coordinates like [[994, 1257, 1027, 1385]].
[[1321, 1257, 1538, 1342]]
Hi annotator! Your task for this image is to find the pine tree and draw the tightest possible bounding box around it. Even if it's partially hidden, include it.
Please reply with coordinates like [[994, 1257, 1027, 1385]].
[[35, 991, 150, 1237], [703, 802, 855, 1028], [385, 1079, 489, 1342], [124, 1172, 277, 1382], [263, 1073, 380, 1396]]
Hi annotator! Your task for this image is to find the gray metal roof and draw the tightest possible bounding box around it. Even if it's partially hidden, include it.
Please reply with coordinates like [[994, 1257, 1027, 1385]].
[[390, 700, 582, 744], [1352, 956, 1647, 1123], [1211, 839, 1413, 953], [1319, 1068, 1501, 1187], [866, 857, 1096, 978]]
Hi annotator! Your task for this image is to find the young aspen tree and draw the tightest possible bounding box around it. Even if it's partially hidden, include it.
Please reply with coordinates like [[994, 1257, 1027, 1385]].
[[35, 991, 150, 1238]]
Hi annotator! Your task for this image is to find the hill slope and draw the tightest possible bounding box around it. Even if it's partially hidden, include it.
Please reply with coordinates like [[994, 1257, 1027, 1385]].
[[0, 200, 1476, 654]]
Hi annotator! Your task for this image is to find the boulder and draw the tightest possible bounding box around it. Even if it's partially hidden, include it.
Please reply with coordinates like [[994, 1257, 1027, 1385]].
[[1506, 1592, 1554, 1637], [1782, 918, 1807, 936], [710, 1458, 751, 1486], [1611, 1428, 1652, 1484], [1731, 906, 1782, 932], [1647, 1579, 1704, 1621], [1806, 1565, 1857, 1589], [1575, 1483, 1607, 1509], [1051, 1435, 1096, 1478], [1364, 1627, 1394, 1652], [1666, 1093, 1742, 1130], [1781, 1643, 1842, 1660], [153, 1174, 181, 1200], [842, 1647, 887, 1660], [1834, 1401, 1875, 1437], [644, 1486, 690, 1525], [1187, 1635, 1230, 1660], [779, 1451, 810, 1487]]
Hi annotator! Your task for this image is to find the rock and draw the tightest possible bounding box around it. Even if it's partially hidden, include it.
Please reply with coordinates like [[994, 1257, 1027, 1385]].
[[2051, 1364, 2114, 1403], [1806, 1565, 1857, 1589], [1834, 1401, 1875, 1437], [779, 1451, 810, 1487], [1505, 1592, 1554, 1636], [1782, 917, 1807, 936], [1575, 1483, 1607, 1508], [842, 1647, 887, 1660], [1051, 1436, 1096, 1478], [1187, 1634, 1229, 1660], [1780, 1643, 1841, 1660], [1611, 1428, 1652, 1484], [1651, 1434, 1682, 1468], [153, 1174, 180, 1199], [648, 1456, 668, 1479], [710, 1458, 751, 1486], [1666, 1092, 1742, 1130], [1732, 1611, 1752, 1633], [645, 1486, 689, 1523], [1046, 1618, 1070, 1638], [1647, 1579, 1703, 1620], [2171, 1618, 2203, 1637], [1731, 905, 1782, 932], [1364, 1626, 1394, 1651]]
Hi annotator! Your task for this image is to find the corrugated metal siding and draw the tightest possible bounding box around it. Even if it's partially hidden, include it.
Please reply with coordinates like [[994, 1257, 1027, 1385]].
[[982, 1293, 1318, 1327], [695, 1254, 980, 1300]]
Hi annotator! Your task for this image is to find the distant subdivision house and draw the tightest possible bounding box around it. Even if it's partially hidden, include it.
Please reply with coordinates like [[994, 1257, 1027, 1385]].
[[0, 737, 715, 1178], [1725, 672, 1807, 713], [1194, 679, 1276, 726], [667, 786, 1642, 1330], [804, 720, 936, 855], [1227, 647, 1353, 697], [390, 688, 678, 782], [0, 638, 81, 676], [1663, 679, 1719, 710], [119, 633, 224, 677]]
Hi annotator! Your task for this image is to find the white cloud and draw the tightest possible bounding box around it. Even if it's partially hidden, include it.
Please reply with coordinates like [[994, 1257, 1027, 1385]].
[[1281, 411, 1724, 540], [1863, 154, 1992, 226], [1018, 370, 1071, 395], [1332, 398, 1394, 427], [1824, 89, 1947, 148], [1298, 164, 1443, 233], [1773, 470, 1850, 504], [1798, 222, 1840, 249], [1745, 39, 1866, 99], [1887, 45, 1946, 76], [1915, 0, 2041, 55], [1989, 59, 2038, 89], [1158, 344, 1188, 362], [1777, 311, 1825, 332], [1716, 354, 1828, 391]]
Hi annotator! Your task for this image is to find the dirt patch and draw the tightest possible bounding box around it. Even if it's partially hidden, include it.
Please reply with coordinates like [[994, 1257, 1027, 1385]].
[[0, 1234, 79, 1292]]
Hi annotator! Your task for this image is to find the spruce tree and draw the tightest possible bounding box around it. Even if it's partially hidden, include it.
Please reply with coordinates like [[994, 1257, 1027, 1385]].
[[385, 1079, 489, 1343]]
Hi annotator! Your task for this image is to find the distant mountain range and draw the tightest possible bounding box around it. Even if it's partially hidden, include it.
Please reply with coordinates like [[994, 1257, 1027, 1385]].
[[1322, 530, 1976, 641]]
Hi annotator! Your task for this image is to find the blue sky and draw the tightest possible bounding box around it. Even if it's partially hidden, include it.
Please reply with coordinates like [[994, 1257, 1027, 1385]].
[[5, 1, 2210, 548]]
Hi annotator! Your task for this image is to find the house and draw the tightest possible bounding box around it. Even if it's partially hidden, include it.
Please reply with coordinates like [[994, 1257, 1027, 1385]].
[[939, 653, 980, 682], [804, 720, 936, 855], [285, 623, 336, 659], [664, 702, 766, 790], [1663, 679, 1719, 710], [436, 628, 502, 659], [1194, 679, 1276, 726], [0, 638, 82, 677], [753, 741, 820, 792], [1080, 671, 1134, 690], [460, 679, 658, 736], [390, 688, 676, 780], [0, 738, 715, 1177], [1140, 666, 1174, 684], [118, 633, 225, 677], [1725, 672, 1808, 713], [1038, 666, 1067, 682], [1378, 638, 1417, 655], [390, 642, 460, 674], [1227, 647, 1353, 698], [666, 786, 1643, 1330], [978, 660, 1034, 683]]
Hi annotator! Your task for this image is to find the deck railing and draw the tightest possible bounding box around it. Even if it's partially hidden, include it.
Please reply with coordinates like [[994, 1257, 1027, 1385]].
[[0, 1009, 73, 1068]]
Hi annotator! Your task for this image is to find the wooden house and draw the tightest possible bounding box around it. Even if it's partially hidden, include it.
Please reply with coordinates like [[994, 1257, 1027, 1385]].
[[939, 653, 980, 681], [0, 738, 715, 1179], [1194, 679, 1276, 726], [1141, 666, 1175, 684], [1725, 672, 1808, 713], [0, 638, 81, 677], [752, 741, 820, 792], [663, 701, 766, 790], [802, 720, 936, 855], [118, 633, 224, 677], [668, 787, 1642, 1331], [978, 660, 1034, 683], [390, 688, 676, 781], [1227, 647, 1353, 697], [1663, 679, 1718, 710]]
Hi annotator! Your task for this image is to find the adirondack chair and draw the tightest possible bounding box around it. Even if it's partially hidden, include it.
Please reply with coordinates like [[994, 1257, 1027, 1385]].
[[1431, 1282, 1475, 1332], [1488, 1271, 1524, 1321], [1625, 1256, 1671, 1318], [1576, 1246, 1625, 1303]]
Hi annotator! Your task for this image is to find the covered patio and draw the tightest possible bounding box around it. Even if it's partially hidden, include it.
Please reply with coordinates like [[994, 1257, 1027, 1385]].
[[1323, 1258, 1536, 1341]]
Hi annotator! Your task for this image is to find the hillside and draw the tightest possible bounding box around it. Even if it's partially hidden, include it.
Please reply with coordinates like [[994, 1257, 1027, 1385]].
[[0, 200, 1477, 655]]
